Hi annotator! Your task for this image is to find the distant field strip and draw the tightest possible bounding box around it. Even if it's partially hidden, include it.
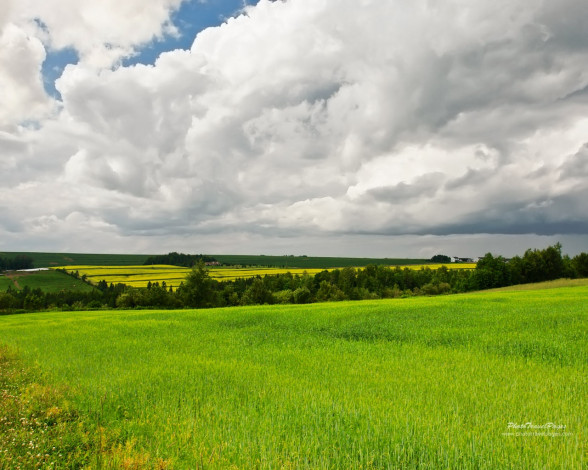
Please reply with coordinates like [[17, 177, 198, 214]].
[[209, 267, 329, 281], [402, 263, 477, 270], [1, 252, 429, 269], [53, 263, 475, 288], [212, 254, 430, 268]]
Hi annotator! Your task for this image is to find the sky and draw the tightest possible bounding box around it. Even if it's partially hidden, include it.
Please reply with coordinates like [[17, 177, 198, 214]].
[[1, 0, 587, 259]]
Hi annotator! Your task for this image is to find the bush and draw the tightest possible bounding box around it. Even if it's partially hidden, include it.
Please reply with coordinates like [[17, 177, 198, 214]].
[[24, 294, 44, 311], [274, 290, 294, 304], [316, 281, 346, 302], [242, 279, 274, 305], [293, 287, 312, 304], [0, 293, 17, 310]]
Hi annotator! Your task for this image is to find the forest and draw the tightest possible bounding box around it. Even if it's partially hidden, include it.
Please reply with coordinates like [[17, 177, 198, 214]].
[[0, 254, 34, 271]]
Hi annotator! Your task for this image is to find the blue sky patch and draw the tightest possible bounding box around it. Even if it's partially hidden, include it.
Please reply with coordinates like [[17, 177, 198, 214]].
[[41, 0, 260, 99], [42, 47, 79, 98], [123, 0, 261, 67]]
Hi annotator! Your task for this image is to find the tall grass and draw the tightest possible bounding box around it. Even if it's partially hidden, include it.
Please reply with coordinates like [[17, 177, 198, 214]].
[[0, 286, 586, 468], [485, 278, 588, 292]]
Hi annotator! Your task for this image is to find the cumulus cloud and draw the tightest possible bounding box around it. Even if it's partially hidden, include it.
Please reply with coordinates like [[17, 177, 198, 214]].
[[0, 23, 52, 129], [8, 0, 184, 68], [1, 0, 588, 256]]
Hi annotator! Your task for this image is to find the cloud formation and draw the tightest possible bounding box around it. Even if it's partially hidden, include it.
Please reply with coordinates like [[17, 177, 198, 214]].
[[1, 0, 588, 256]]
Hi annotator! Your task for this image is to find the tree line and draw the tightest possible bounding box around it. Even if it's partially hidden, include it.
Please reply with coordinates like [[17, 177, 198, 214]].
[[1, 244, 587, 313], [143, 252, 218, 267]]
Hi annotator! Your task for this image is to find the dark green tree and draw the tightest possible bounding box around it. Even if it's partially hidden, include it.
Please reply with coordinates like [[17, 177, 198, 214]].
[[431, 254, 451, 263], [474, 253, 511, 289], [572, 252, 588, 277], [242, 278, 274, 305], [542, 243, 564, 280], [316, 281, 346, 302], [293, 286, 312, 304], [179, 260, 216, 308]]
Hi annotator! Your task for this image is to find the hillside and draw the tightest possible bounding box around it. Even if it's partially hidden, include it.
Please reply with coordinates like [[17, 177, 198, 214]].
[[0, 252, 151, 268], [212, 254, 429, 268], [0, 251, 429, 269], [0, 270, 95, 293]]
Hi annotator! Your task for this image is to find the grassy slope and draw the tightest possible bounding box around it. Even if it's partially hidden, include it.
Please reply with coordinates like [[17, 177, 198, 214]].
[[0, 252, 151, 268], [0, 287, 586, 468], [1, 270, 95, 293], [485, 278, 588, 292], [0, 276, 13, 290]]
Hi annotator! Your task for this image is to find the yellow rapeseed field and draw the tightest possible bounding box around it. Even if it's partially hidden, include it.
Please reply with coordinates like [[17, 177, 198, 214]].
[[53, 265, 190, 288], [52, 263, 476, 288], [53, 265, 329, 288]]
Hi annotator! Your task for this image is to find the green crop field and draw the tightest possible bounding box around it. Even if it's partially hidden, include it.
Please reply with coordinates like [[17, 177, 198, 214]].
[[0, 285, 586, 468], [0, 252, 151, 268], [213, 254, 429, 268]]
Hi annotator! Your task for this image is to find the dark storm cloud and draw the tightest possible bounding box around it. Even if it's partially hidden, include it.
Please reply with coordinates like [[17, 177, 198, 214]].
[[559, 143, 588, 180]]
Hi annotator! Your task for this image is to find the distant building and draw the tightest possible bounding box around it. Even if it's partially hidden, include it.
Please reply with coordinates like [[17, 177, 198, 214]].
[[452, 257, 474, 263]]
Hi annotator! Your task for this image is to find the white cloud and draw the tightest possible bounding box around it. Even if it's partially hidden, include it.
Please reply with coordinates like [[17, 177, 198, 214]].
[[9, 0, 184, 68], [1, 0, 588, 256], [0, 23, 52, 129]]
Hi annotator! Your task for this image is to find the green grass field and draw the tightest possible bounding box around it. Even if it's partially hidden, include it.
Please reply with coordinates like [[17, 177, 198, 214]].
[[487, 278, 588, 291], [0, 276, 13, 290], [0, 285, 586, 468], [0, 270, 96, 293]]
